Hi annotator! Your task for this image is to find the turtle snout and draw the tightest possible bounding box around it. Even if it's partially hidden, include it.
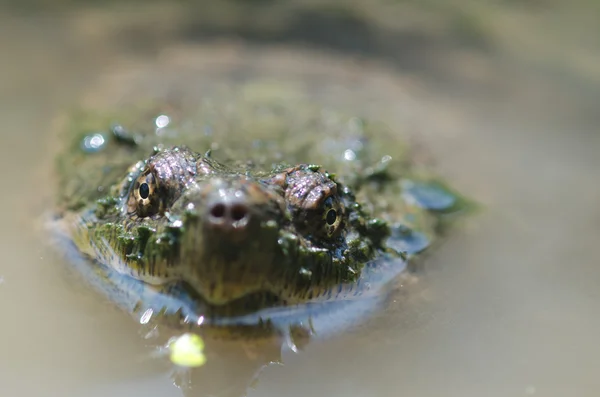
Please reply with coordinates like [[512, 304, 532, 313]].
[[176, 178, 284, 245]]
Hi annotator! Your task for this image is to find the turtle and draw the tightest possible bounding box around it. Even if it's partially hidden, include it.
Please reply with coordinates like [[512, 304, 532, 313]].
[[51, 65, 466, 342]]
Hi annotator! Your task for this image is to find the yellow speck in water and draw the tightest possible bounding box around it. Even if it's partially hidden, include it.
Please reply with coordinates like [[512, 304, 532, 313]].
[[168, 333, 207, 368]]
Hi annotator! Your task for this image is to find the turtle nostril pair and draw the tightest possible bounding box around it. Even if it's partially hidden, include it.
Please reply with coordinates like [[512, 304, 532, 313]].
[[208, 202, 250, 228]]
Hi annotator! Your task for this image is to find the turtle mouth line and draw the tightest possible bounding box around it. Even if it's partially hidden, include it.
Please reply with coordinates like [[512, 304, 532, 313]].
[[176, 282, 287, 317]]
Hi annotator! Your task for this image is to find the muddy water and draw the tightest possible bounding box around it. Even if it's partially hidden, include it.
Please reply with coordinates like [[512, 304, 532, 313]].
[[1, 3, 600, 397]]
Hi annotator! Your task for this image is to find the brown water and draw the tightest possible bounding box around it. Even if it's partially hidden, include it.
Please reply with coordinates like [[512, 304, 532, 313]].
[[1, 2, 600, 397]]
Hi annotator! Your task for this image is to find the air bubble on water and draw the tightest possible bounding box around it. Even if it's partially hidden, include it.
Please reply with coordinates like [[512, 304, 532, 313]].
[[343, 149, 357, 161], [155, 114, 170, 129], [81, 133, 106, 153]]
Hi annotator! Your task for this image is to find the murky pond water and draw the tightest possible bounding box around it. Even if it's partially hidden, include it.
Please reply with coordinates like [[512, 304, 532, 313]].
[[1, 2, 599, 397]]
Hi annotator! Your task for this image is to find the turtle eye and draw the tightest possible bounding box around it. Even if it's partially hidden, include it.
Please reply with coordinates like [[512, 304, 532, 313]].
[[320, 196, 344, 238], [127, 171, 160, 217]]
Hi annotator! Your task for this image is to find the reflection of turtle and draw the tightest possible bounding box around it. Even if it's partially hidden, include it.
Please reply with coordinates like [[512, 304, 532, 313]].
[[53, 76, 464, 340]]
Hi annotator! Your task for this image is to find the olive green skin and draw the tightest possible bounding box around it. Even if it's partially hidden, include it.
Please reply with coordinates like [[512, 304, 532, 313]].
[[54, 81, 442, 333]]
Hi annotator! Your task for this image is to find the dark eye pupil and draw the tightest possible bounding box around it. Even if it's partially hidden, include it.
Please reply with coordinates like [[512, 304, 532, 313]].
[[139, 183, 150, 199], [326, 209, 337, 225]]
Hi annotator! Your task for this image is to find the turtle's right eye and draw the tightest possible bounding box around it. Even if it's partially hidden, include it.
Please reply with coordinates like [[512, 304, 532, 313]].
[[127, 171, 161, 218]]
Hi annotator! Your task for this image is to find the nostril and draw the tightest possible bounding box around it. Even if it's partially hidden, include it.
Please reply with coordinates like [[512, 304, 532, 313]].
[[231, 205, 248, 222], [210, 203, 226, 218], [231, 204, 248, 222]]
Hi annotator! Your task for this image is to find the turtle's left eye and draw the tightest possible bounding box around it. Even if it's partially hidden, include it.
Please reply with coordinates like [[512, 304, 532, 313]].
[[279, 164, 345, 239], [127, 171, 161, 218]]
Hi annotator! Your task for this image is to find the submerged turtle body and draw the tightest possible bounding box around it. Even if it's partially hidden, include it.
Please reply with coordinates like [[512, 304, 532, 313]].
[[54, 73, 462, 339]]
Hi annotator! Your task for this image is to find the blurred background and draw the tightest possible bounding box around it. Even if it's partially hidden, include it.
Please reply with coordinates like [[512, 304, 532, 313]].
[[0, 1, 599, 397]]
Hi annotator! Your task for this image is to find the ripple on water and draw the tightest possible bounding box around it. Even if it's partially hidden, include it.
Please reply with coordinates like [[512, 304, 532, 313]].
[[401, 180, 456, 211], [387, 225, 431, 256]]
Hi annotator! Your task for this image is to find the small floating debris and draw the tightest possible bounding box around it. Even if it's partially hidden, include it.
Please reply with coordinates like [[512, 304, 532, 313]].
[[401, 180, 456, 211], [168, 333, 206, 368], [387, 224, 430, 255], [80, 133, 106, 153], [111, 124, 140, 146]]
